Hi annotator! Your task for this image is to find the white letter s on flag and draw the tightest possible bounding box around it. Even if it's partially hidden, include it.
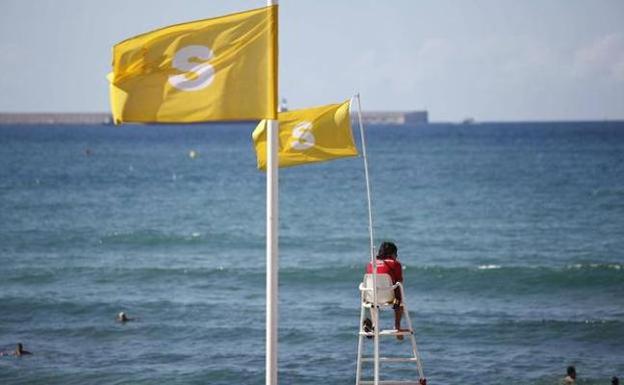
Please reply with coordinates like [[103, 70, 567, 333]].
[[168, 45, 214, 91], [290, 121, 315, 150]]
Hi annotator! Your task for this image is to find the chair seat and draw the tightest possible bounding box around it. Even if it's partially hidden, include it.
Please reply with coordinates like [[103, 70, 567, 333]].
[[360, 274, 396, 304]]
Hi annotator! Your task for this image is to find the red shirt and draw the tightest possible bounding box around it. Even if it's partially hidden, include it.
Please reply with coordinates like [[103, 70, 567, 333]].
[[366, 258, 403, 284]]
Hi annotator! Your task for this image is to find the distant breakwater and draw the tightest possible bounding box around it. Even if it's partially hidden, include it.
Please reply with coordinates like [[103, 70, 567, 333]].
[[0, 111, 429, 125], [3, 112, 624, 127]]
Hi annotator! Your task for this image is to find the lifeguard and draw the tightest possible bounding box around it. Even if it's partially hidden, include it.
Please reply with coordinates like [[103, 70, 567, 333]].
[[365, 241, 407, 338]]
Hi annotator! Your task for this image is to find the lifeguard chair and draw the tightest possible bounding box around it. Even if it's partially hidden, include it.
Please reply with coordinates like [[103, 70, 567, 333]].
[[355, 273, 426, 385]]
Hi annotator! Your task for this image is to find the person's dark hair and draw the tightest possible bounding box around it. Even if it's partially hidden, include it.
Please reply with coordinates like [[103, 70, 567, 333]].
[[567, 366, 576, 376], [377, 241, 397, 259], [612, 376, 619, 385]]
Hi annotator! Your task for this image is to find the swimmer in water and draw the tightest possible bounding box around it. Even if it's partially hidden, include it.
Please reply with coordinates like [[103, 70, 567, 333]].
[[15, 343, 32, 356], [562, 366, 577, 385], [116, 312, 135, 323], [1, 343, 32, 356]]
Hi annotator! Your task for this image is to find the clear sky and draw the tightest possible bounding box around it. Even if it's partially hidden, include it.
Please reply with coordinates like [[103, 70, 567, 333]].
[[1, 0, 623, 121]]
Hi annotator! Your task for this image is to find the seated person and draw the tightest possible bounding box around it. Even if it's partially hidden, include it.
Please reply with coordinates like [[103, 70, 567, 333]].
[[365, 241, 408, 338]]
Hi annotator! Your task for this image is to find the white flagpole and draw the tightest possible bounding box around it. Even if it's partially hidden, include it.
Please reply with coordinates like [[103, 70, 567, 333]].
[[266, 1, 279, 385], [354, 93, 379, 385]]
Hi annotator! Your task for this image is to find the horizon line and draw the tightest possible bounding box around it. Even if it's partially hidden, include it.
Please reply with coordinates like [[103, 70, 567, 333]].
[[0, 111, 623, 125]]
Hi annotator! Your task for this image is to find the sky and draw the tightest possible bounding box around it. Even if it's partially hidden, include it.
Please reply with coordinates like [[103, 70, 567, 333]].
[[0, 0, 623, 122]]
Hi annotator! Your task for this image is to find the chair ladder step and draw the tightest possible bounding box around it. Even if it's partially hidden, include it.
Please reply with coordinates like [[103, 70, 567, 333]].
[[359, 381, 422, 385], [361, 356, 418, 363], [362, 302, 404, 308], [359, 329, 413, 337]]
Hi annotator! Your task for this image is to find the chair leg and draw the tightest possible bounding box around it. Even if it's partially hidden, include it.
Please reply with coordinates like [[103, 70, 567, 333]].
[[371, 305, 380, 384], [355, 301, 365, 385], [400, 286, 424, 379]]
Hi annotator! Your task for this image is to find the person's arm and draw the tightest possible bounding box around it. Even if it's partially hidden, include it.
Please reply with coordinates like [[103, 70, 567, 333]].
[[395, 260, 403, 283]]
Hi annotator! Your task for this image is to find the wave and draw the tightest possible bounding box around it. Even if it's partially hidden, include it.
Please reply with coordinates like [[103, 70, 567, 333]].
[[4, 262, 621, 295], [98, 229, 263, 249], [248, 262, 624, 303], [477, 264, 502, 270], [567, 262, 621, 270], [99, 230, 205, 246], [405, 263, 624, 295]]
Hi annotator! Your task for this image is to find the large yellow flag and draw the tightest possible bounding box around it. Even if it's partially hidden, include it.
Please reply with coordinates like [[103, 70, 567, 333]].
[[252, 101, 359, 170], [109, 6, 277, 124]]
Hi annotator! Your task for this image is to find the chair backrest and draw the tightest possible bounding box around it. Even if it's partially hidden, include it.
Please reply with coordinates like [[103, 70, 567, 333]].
[[362, 274, 395, 304]]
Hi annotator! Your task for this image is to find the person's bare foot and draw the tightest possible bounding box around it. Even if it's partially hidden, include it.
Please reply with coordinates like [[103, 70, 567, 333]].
[[395, 328, 410, 341]]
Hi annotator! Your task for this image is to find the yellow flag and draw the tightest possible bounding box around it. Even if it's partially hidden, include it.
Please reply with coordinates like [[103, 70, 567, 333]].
[[252, 101, 359, 170], [109, 6, 277, 124]]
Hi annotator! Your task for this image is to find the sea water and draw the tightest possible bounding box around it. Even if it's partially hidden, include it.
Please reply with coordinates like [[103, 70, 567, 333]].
[[0, 122, 623, 384]]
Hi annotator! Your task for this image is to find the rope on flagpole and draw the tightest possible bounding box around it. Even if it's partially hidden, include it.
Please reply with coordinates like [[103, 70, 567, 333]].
[[354, 93, 380, 385]]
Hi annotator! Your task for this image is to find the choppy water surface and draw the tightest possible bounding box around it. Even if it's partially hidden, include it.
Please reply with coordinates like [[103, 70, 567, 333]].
[[1, 122, 623, 384]]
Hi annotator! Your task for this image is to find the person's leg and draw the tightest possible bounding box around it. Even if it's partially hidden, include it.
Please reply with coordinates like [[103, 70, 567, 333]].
[[394, 306, 402, 330], [394, 285, 408, 340], [394, 287, 404, 330], [393, 302, 404, 340]]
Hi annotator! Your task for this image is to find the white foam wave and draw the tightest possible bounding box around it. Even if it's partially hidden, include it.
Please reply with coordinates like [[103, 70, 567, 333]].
[[567, 263, 622, 270], [477, 264, 501, 270]]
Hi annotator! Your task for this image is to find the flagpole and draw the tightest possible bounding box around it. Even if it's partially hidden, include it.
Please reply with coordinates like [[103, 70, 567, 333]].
[[355, 93, 379, 385], [266, 1, 279, 385], [266, 116, 279, 385]]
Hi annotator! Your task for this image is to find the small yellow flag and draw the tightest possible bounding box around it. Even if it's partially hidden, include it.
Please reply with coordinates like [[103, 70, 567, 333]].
[[252, 101, 359, 170], [109, 6, 277, 124]]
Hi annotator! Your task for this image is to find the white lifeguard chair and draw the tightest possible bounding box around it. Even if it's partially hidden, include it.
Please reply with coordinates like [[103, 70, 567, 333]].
[[355, 273, 425, 385]]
